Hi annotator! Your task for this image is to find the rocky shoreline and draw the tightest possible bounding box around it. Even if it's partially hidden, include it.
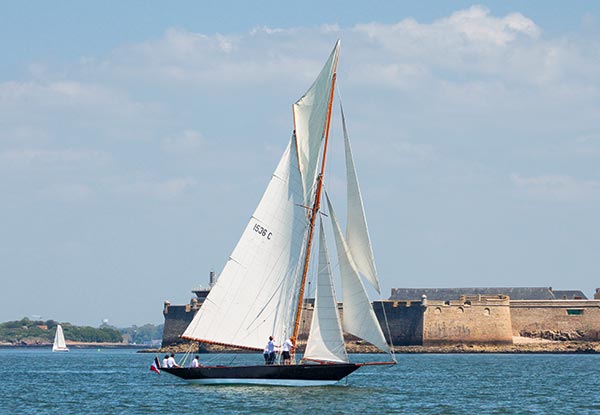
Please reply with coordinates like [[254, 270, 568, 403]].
[[140, 337, 600, 355], [388, 342, 600, 354]]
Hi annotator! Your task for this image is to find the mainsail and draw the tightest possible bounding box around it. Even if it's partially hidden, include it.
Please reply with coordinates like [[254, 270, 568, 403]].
[[303, 219, 349, 363], [341, 103, 381, 294], [182, 139, 308, 350], [182, 42, 341, 351], [326, 192, 390, 353]]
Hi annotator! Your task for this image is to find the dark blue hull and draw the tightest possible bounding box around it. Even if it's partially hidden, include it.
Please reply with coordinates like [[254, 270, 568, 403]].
[[161, 363, 361, 386]]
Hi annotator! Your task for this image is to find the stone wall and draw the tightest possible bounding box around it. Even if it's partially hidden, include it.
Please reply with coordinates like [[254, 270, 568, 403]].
[[161, 301, 199, 346], [422, 295, 513, 345], [162, 294, 600, 348], [511, 300, 600, 341], [373, 301, 424, 345]]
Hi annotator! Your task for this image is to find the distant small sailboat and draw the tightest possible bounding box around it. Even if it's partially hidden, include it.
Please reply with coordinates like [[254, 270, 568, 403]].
[[52, 324, 69, 352]]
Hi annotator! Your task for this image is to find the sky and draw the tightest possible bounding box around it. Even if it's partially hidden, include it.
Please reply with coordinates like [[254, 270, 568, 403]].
[[1, 1, 599, 326]]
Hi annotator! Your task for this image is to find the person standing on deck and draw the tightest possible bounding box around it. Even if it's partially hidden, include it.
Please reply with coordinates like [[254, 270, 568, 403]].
[[265, 336, 277, 365], [281, 337, 295, 365]]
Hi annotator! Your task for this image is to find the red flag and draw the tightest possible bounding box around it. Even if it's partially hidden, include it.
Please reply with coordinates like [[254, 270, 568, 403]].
[[150, 356, 161, 374]]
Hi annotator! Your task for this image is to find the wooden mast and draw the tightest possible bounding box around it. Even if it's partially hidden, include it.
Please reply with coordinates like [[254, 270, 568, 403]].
[[292, 53, 339, 343]]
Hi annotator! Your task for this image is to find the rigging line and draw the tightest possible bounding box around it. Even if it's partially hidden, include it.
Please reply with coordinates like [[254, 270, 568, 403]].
[[202, 350, 232, 366], [179, 342, 196, 367], [301, 242, 318, 331], [378, 297, 397, 361]]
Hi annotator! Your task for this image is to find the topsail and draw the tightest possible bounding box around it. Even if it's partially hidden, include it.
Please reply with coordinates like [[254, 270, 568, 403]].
[[293, 41, 340, 206]]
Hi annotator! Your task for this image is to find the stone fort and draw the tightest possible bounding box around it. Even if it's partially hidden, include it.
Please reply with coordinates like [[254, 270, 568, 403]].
[[162, 278, 600, 347]]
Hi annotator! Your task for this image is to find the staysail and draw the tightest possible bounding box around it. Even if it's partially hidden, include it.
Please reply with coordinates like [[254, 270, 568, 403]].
[[326, 192, 390, 353], [303, 219, 349, 363], [341, 103, 381, 294], [182, 42, 341, 352]]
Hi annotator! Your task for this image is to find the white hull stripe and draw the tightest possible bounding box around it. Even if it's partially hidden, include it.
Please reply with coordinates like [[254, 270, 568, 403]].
[[185, 378, 341, 387]]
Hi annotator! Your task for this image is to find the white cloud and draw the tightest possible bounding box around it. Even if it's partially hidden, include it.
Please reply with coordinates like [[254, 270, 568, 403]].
[[571, 133, 600, 157], [116, 177, 197, 199], [0, 81, 162, 142], [0, 148, 111, 167], [355, 6, 540, 48], [250, 26, 286, 36], [106, 28, 339, 87], [393, 141, 436, 161], [0, 81, 123, 109], [448, 6, 541, 45], [161, 129, 204, 153], [52, 4, 595, 124], [0, 126, 51, 144], [38, 183, 95, 201], [510, 174, 600, 200], [347, 6, 599, 93]]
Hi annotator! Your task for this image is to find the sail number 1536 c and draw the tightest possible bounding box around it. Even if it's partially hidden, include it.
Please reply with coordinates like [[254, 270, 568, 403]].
[[253, 223, 272, 240]]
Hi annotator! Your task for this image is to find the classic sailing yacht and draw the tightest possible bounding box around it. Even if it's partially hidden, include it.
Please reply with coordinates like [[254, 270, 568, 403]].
[[161, 40, 395, 385], [52, 324, 69, 352]]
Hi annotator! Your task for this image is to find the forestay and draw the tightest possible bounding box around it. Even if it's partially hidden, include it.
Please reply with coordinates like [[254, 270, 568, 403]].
[[303, 219, 349, 363]]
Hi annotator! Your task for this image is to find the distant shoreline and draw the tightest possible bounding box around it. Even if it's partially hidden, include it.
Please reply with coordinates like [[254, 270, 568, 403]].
[[7, 338, 596, 354], [0, 342, 144, 349]]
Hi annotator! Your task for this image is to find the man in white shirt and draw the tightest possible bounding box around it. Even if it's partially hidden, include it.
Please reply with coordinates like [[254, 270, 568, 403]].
[[162, 355, 169, 368], [166, 353, 179, 368], [265, 336, 277, 365], [190, 355, 200, 368], [281, 337, 294, 365]]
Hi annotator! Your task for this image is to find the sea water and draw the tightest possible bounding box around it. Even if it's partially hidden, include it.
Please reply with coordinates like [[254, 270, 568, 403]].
[[1, 348, 599, 414]]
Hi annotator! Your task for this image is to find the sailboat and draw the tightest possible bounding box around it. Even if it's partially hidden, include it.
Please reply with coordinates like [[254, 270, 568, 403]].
[[161, 40, 395, 386], [52, 324, 69, 352]]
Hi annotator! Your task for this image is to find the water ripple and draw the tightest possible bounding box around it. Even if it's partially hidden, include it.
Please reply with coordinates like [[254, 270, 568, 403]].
[[0, 349, 598, 414]]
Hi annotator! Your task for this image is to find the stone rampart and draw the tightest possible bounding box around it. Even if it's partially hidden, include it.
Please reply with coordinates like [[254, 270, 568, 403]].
[[162, 292, 600, 348], [422, 295, 513, 345], [373, 301, 424, 345], [161, 301, 199, 346], [511, 300, 600, 341]]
